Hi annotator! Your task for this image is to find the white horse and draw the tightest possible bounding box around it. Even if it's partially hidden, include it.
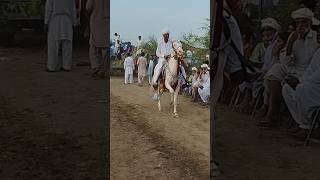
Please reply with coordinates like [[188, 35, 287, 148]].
[[156, 41, 184, 117]]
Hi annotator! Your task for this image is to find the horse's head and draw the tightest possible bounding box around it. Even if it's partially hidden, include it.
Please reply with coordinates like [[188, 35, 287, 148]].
[[172, 41, 184, 60]]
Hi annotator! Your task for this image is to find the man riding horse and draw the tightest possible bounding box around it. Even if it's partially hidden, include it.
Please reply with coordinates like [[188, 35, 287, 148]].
[[151, 28, 187, 94]]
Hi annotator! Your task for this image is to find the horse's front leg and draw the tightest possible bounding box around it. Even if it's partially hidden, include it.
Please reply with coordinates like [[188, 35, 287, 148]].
[[158, 98, 161, 112], [157, 88, 162, 112], [169, 92, 173, 105], [165, 80, 174, 94], [173, 86, 180, 117]]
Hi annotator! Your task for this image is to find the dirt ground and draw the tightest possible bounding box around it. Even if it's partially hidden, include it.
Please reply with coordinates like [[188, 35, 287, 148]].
[[110, 77, 210, 180], [215, 105, 320, 180], [4, 34, 320, 180], [0, 36, 107, 179]]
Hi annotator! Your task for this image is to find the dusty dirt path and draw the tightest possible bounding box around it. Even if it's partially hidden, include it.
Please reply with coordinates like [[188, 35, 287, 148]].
[[215, 105, 320, 180], [110, 77, 210, 179], [0, 46, 107, 179]]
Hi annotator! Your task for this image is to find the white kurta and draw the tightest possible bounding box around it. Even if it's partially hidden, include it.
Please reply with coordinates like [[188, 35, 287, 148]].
[[200, 71, 210, 86], [192, 74, 199, 87], [198, 72, 210, 103], [152, 39, 173, 84], [265, 31, 319, 81], [282, 48, 320, 129], [45, 0, 76, 71], [124, 56, 134, 84]]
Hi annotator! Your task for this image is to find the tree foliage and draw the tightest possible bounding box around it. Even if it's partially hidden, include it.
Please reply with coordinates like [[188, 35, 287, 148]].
[[143, 19, 210, 64], [181, 19, 210, 63], [143, 35, 158, 56]]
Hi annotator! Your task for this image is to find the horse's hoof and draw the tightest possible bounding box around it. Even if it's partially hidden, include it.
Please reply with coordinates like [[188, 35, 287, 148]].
[[173, 113, 179, 118]]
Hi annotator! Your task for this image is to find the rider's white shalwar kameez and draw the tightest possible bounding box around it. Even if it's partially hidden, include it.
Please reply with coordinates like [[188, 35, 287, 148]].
[[198, 71, 210, 103], [124, 56, 134, 84], [45, 0, 76, 71], [282, 48, 320, 130], [152, 39, 173, 84]]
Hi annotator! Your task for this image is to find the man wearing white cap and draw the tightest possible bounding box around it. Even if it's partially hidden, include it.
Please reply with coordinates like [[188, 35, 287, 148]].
[[136, 36, 144, 50], [258, 8, 320, 126], [282, 28, 320, 135], [114, 33, 120, 48], [249, 18, 279, 69], [152, 28, 173, 86], [238, 17, 281, 112], [198, 64, 210, 105]]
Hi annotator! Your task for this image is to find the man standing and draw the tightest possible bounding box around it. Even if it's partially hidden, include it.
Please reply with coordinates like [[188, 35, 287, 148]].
[[137, 52, 148, 86], [136, 36, 144, 50], [147, 55, 155, 85], [124, 53, 134, 84], [186, 49, 193, 68], [114, 33, 120, 45], [45, 0, 77, 72], [86, 0, 108, 78]]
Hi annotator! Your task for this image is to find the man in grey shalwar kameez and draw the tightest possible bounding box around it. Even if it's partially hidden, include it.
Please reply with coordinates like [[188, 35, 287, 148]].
[[45, 0, 76, 72], [86, 0, 108, 78]]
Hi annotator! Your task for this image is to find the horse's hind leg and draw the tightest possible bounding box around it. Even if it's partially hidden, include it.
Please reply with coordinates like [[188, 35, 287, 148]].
[[158, 99, 162, 112], [170, 93, 174, 105], [173, 89, 179, 117]]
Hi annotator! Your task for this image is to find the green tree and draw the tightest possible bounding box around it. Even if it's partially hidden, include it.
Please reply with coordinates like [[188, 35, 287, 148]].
[[181, 19, 210, 64], [144, 35, 158, 56], [264, 0, 299, 29]]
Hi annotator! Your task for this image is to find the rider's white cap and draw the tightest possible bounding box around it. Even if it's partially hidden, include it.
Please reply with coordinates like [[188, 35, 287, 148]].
[[192, 67, 198, 71], [161, 28, 170, 35]]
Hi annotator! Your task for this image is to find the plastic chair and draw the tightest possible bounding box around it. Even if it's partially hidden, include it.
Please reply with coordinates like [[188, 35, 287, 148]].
[[304, 106, 320, 146]]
